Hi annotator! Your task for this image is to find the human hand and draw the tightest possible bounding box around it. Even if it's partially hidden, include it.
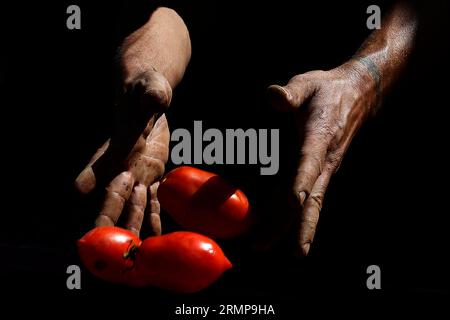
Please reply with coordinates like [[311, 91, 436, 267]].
[[267, 61, 377, 256], [75, 70, 171, 237]]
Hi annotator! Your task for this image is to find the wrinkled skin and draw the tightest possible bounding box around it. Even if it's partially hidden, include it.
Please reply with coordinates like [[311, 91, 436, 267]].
[[75, 3, 417, 256], [266, 62, 376, 255], [266, 1, 417, 256], [75, 7, 191, 237], [75, 90, 170, 236]]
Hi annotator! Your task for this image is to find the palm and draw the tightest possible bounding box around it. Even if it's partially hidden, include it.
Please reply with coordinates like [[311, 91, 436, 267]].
[[75, 110, 170, 236]]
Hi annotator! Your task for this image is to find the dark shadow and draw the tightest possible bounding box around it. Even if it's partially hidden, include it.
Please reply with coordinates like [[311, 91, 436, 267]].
[[90, 89, 163, 188], [190, 175, 241, 210]]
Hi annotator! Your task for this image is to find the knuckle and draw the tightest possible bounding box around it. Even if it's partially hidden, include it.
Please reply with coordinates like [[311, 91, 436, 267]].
[[108, 181, 132, 199], [288, 188, 306, 209], [150, 162, 166, 182], [150, 199, 161, 214], [299, 151, 324, 177], [145, 88, 172, 109], [300, 212, 319, 230], [149, 181, 160, 194], [130, 206, 145, 220], [105, 191, 126, 207], [326, 149, 344, 171], [290, 74, 307, 83], [109, 190, 127, 206], [125, 71, 173, 110], [133, 182, 147, 193], [301, 70, 326, 79], [131, 153, 165, 176], [97, 213, 117, 226], [116, 171, 134, 185], [130, 184, 147, 205], [308, 193, 324, 210], [311, 70, 327, 77]]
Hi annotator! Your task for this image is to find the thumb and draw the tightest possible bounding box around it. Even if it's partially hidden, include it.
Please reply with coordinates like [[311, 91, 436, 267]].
[[267, 75, 316, 112]]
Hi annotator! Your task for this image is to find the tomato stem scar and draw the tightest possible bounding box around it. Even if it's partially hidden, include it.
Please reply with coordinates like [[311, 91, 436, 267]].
[[123, 240, 139, 261]]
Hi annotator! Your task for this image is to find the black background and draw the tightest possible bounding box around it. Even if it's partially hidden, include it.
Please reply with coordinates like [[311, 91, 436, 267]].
[[0, 0, 449, 311]]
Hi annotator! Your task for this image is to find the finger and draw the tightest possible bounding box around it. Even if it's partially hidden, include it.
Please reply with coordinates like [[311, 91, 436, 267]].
[[127, 114, 170, 185], [145, 114, 170, 162], [297, 165, 333, 256], [291, 127, 332, 208], [74, 139, 110, 194], [267, 76, 316, 112], [147, 182, 162, 236], [124, 183, 147, 236], [95, 171, 135, 227]]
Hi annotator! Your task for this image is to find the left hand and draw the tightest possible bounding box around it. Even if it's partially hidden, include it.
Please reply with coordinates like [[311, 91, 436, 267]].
[[75, 70, 171, 237], [267, 60, 377, 256]]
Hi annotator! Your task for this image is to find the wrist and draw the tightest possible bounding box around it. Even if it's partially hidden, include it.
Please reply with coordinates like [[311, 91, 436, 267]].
[[334, 59, 381, 116], [118, 7, 191, 90]]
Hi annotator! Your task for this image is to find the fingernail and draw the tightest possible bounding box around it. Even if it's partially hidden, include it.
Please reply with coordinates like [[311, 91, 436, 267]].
[[301, 243, 311, 256], [298, 191, 306, 205], [268, 85, 293, 112], [279, 86, 292, 101], [74, 168, 96, 194]]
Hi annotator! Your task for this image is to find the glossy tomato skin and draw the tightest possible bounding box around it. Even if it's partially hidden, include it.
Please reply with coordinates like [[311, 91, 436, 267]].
[[135, 231, 232, 293], [77, 226, 143, 286], [158, 166, 252, 239]]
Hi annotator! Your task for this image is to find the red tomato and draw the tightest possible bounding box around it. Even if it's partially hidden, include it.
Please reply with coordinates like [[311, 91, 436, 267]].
[[78, 228, 231, 292], [77, 226, 143, 286], [158, 166, 252, 238], [135, 231, 232, 293]]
